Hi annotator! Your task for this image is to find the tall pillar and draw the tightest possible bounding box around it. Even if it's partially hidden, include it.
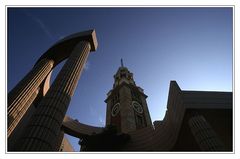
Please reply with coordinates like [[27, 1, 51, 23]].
[[8, 58, 54, 137], [188, 115, 225, 151], [19, 41, 91, 151], [8, 88, 40, 138]]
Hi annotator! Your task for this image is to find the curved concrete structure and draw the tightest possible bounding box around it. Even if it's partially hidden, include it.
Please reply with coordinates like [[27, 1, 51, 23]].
[[121, 81, 232, 151], [62, 116, 103, 138], [36, 30, 97, 68]]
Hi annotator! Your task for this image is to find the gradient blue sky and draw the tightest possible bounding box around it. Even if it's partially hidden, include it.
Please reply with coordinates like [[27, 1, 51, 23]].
[[8, 7, 233, 151]]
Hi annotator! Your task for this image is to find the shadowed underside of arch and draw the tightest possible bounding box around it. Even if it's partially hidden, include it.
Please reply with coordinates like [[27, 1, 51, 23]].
[[62, 116, 104, 138]]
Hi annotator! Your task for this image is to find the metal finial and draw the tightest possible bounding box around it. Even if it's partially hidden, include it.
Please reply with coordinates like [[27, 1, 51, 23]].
[[121, 58, 124, 67]]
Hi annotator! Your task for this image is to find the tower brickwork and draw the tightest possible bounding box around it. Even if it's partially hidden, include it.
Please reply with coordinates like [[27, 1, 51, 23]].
[[105, 60, 152, 133]]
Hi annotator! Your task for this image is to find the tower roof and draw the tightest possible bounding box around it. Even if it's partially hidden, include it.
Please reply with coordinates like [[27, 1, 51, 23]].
[[112, 59, 136, 89], [106, 59, 147, 101]]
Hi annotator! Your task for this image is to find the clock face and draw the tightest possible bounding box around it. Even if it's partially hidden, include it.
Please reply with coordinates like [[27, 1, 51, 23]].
[[132, 101, 143, 114], [111, 103, 120, 117]]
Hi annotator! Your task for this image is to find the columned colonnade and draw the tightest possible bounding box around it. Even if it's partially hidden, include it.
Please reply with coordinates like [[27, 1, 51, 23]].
[[7, 30, 98, 151]]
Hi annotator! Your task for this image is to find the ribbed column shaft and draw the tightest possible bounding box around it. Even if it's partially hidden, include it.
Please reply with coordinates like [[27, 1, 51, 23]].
[[8, 88, 40, 138], [56, 131, 65, 151], [8, 58, 54, 137], [19, 41, 91, 151], [188, 115, 225, 151]]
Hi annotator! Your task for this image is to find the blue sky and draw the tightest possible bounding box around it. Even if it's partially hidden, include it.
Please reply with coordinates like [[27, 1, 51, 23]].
[[8, 7, 233, 151]]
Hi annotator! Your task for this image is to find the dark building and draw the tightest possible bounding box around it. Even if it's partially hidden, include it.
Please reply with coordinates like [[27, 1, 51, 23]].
[[76, 61, 233, 151]]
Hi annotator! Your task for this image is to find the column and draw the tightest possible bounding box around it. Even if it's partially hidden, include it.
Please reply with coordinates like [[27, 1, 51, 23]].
[[188, 115, 225, 151], [56, 131, 65, 151], [19, 41, 91, 151], [8, 88, 40, 138], [8, 58, 54, 137]]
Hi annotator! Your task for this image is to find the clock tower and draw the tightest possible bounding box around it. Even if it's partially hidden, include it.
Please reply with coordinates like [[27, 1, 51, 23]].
[[105, 59, 152, 133]]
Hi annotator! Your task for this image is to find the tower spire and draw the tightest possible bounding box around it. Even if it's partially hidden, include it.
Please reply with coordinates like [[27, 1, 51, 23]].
[[121, 58, 124, 67]]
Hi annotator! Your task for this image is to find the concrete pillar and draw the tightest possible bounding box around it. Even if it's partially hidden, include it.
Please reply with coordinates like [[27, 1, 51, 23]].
[[56, 131, 65, 151], [188, 115, 225, 151], [8, 58, 54, 137], [8, 88, 40, 138], [19, 41, 91, 151]]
